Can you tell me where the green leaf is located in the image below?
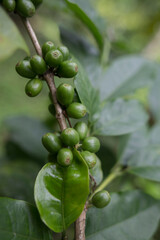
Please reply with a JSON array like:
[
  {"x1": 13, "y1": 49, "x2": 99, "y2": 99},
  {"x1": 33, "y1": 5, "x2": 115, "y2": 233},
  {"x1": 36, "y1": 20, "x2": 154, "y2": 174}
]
[
  {"x1": 34, "y1": 148, "x2": 89, "y2": 233},
  {"x1": 127, "y1": 147, "x2": 160, "y2": 182},
  {"x1": 0, "y1": 160, "x2": 41, "y2": 204},
  {"x1": 64, "y1": 0, "x2": 105, "y2": 51},
  {"x1": 5, "y1": 116, "x2": 49, "y2": 161},
  {"x1": 149, "y1": 71, "x2": 160, "y2": 121},
  {"x1": 86, "y1": 190, "x2": 160, "y2": 240},
  {"x1": 118, "y1": 127, "x2": 149, "y2": 165},
  {"x1": 0, "y1": 7, "x2": 29, "y2": 61},
  {"x1": 0, "y1": 197, "x2": 52, "y2": 240},
  {"x1": 90, "y1": 156, "x2": 103, "y2": 186},
  {"x1": 118, "y1": 124, "x2": 160, "y2": 165},
  {"x1": 74, "y1": 60, "x2": 100, "y2": 122},
  {"x1": 94, "y1": 99, "x2": 148, "y2": 136},
  {"x1": 99, "y1": 56, "x2": 159, "y2": 101}
]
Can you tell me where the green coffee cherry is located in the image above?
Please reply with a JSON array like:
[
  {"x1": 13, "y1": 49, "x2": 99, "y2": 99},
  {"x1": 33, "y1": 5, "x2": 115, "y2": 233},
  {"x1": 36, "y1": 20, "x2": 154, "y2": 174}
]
[
  {"x1": 42, "y1": 41, "x2": 55, "y2": 57},
  {"x1": 92, "y1": 190, "x2": 111, "y2": 208},
  {"x1": 48, "y1": 104, "x2": 56, "y2": 116},
  {"x1": 16, "y1": 0, "x2": 35, "y2": 18},
  {"x1": 30, "y1": 55, "x2": 47, "y2": 75},
  {"x1": 82, "y1": 137, "x2": 100, "y2": 153},
  {"x1": 61, "y1": 128, "x2": 79, "y2": 147},
  {"x1": 2, "y1": 0, "x2": 15, "y2": 12},
  {"x1": 57, "y1": 148, "x2": 73, "y2": 167},
  {"x1": 57, "y1": 61, "x2": 78, "y2": 78},
  {"x1": 16, "y1": 60, "x2": 36, "y2": 79},
  {"x1": 31, "y1": 0, "x2": 42, "y2": 8},
  {"x1": 67, "y1": 102, "x2": 87, "y2": 119},
  {"x1": 57, "y1": 46, "x2": 69, "y2": 61},
  {"x1": 74, "y1": 122, "x2": 88, "y2": 141},
  {"x1": 45, "y1": 50, "x2": 63, "y2": 68},
  {"x1": 81, "y1": 151, "x2": 96, "y2": 169},
  {"x1": 56, "y1": 83, "x2": 74, "y2": 106},
  {"x1": 25, "y1": 78, "x2": 43, "y2": 97},
  {"x1": 42, "y1": 133, "x2": 62, "y2": 153}
]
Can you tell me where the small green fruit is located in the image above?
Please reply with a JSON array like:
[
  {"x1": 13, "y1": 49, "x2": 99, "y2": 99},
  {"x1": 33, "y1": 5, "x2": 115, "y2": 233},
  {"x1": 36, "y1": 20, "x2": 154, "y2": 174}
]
[
  {"x1": 25, "y1": 78, "x2": 42, "y2": 97},
  {"x1": 42, "y1": 133, "x2": 62, "y2": 153},
  {"x1": 57, "y1": 61, "x2": 78, "y2": 78},
  {"x1": 82, "y1": 137, "x2": 100, "y2": 153},
  {"x1": 67, "y1": 102, "x2": 87, "y2": 119},
  {"x1": 57, "y1": 148, "x2": 73, "y2": 167},
  {"x1": 16, "y1": 60, "x2": 36, "y2": 79},
  {"x1": 42, "y1": 41, "x2": 55, "y2": 57},
  {"x1": 48, "y1": 104, "x2": 56, "y2": 116},
  {"x1": 92, "y1": 190, "x2": 111, "y2": 208},
  {"x1": 16, "y1": 0, "x2": 35, "y2": 18},
  {"x1": 74, "y1": 122, "x2": 88, "y2": 140},
  {"x1": 81, "y1": 151, "x2": 96, "y2": 169},
  {"x1": 30, "y1": 55, "x2": 47, "y2": 75},
  {"x1": 61, "y1": 128, "x2": 79, "y2": 147},
  {"x1": 45, "y1": 50, "x2": 63, "y2": 68},
  {"x1": 31, "y1": 0, "x2": 42, "y2": 8},
  {"x1": 56, "y1": 83, "x2": 74, "y2": 106},
  {"x1": 2, "y1": 0, "x2": 15, "y2": 12},
  {"x1": 57, "y1": 46, "x2": 69, "y2": 61}
]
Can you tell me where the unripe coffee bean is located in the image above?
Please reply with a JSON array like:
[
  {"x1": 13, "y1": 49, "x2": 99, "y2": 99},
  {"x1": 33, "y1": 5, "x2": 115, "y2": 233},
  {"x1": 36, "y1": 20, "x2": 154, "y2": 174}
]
[
  {"x1": 74, "y1": 122, "x2": 88, "y2": 140},
  {"x1": 57, "y1": 61, "x2": 78, "y2": 78},
  {"x1": 92, "y1": 190, "x2": 111, "y2": 208},
  {"x1": 81, "y1": 151, "x2": 97, "y2": 169},
  {"x1": 61, "y1": 128, "x2": 79, "y2": 147},
  {"x1": 16, "y1": 0, "x2": 35, "y2": 18},
  {"x1": 57, "y1": 148, "x2": 73, "y2": 167},
  {"x1": 42, "y1": 41, "x2": 55, "y2": 57},
  {"x1": 16, "y1": 60, "x2": 36, "y2": 79},
  {"x1": 45, "y1": 50, "x2": 63, "y2": 68},
  {"x1": 67, "y1": 102, "x2": 87, "y2": 119},
  {"x1": 25, "y1": 78, "x2": 43, "y2": 97},
  {"x1": 82, "y1": 137, "x2": 100, "y2": 153},
  {"x1": 56, "y1": 83, "x2": 74, "y2": 106},
  {"x1": 42, "y1": 133, "x2": 62, "y2": 153},
  {"x1": 30, "y1": 55, "x2": 47, "y2": 75}
]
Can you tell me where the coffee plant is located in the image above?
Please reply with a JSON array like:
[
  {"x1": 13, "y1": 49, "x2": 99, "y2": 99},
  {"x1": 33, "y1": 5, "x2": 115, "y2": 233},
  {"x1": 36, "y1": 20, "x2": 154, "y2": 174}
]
[{"x1": 1, "y1": 0, "x2": 160, "y2": 240}]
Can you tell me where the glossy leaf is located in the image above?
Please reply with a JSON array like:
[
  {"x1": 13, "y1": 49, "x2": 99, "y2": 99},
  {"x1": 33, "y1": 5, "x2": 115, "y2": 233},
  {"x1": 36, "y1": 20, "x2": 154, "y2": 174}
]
[
  {"x1": 90, "y1": 156, "x2": 103, "y2": 185},
  {"x1": 86, "y1": 190, "x2": 160, "y2": 240},
  {"x1": 5, "y1": 116, "x2": 49, "y2": 160},
  {"x1": 0, "y1": 7, "x2": 29, "y2": 61},
  {"x1": 34, "y1": 148, "x2": 89, "y2": 233},
  {"x1": 74, "y1": 59, "x2": 100, "y2": 122},
  {"x1": 127, "y1": 147, "x2": 160, "y2": 182},
  {"x1": 99, "y1": 56, "x2": 159, "y2": 101},
  {"x1": 65, "y1": 0, "x2": 105, "y2": 51},
  {"x1": 94, "y1": 99, "x2": 148, "y2": 136},
  {"x1": 0, "y1": 197, "x2": 52, "y2": 240},
  {"x1": 0, "y1": 160, "x2": 41, "y2": 204}
]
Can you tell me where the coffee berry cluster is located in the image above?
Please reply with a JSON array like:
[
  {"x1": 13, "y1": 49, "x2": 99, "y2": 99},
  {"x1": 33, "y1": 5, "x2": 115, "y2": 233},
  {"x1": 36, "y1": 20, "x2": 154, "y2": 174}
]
[
  {"x1": 15, "y1": 37, "x2": 111, "y2": 208},
  {"x1": 1, "y1": 0, "x2": 42, "y2": 17},
  {"x1": 15, "y1": 41, "x2": 78, "y2": 97}
]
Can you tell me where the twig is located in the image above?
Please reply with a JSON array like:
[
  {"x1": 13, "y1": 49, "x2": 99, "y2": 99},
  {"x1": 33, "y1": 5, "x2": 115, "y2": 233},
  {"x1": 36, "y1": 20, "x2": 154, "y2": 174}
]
[
  {"x1": 21, "y1": 18, "x2": 67, "y2": 131},
  {"x1": 75, "y1": 204, "x2": 87, "y2": 240},
  {"x1": 21, "y1": 17, "x2": 86, "y2": 239}
]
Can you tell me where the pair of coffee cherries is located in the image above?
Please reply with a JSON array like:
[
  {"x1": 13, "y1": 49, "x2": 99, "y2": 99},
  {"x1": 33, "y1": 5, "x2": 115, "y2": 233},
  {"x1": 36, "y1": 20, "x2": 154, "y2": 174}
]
[
  {"x1": 15, "y1": 42, "x2": 78, "y2": 97},
  {"x1": 42, "y1": 122, "x2": 100, "y2": 170},
  {"x1": 2, "y1": 0, "x2": 42, "y2": 17}
]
